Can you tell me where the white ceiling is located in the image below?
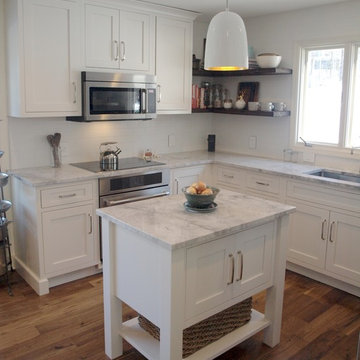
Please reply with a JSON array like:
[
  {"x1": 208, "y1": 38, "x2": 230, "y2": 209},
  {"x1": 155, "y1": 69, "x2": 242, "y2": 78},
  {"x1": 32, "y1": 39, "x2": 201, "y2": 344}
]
[{"x1": 136, "y1": 0, "x2": 352, "y2": 20}]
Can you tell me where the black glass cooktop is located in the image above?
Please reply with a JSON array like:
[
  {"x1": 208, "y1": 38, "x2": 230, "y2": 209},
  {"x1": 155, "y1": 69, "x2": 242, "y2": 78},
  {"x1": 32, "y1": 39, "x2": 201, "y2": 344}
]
[{"x1": 71, "y1": 157, "x2": 165, "y2": 173}]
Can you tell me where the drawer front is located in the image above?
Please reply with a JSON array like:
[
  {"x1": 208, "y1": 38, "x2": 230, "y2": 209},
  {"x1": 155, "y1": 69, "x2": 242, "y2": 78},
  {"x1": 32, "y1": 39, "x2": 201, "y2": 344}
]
[
  {"x1": 217, "y1": 166, "x2": 244, "y2": 188},
  {"x1": 287, "y1": 180, "x2": 360, "y2": 212},
  {"x1": 41, "y1": 182, "x2": 93, "y2": 208},
  {"x1": 246, "y1": 172, "x2": 280, "y2": 195}
]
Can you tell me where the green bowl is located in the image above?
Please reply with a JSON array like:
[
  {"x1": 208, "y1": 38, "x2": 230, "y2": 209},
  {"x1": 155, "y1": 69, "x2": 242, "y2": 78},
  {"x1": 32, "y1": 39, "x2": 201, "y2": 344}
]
[{"x1": 182, "y1": 186, "x2": 220, "y2": 208}]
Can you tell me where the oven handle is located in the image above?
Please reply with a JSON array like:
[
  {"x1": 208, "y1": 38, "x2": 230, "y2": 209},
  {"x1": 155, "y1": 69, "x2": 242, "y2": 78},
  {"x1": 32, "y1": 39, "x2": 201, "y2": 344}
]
[{"x1": 103, "y1": 191, "x2": 170, "y2": 206}]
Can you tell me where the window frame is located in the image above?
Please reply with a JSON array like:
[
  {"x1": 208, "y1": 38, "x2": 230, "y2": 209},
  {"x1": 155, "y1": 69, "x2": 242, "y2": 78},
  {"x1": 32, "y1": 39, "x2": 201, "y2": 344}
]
[{"x1": 291, "y1": 37, "x2": 360, "y2": 158}]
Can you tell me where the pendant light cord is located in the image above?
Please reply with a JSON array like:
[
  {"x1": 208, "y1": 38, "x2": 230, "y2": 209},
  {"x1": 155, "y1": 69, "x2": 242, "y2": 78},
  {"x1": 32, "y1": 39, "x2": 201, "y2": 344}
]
[{"x1": 225, "y1": 0, "x2": 229, "y2": 11}]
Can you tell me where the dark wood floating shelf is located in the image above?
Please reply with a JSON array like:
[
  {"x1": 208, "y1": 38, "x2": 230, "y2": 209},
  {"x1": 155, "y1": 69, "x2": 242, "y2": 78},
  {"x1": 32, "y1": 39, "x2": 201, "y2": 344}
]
[
  {"x1": 192, "y1": 108, "x2": 291, "y2": 117},
  {"x1": 193, "y1": 67, "x2": 292, "y2": 77}
]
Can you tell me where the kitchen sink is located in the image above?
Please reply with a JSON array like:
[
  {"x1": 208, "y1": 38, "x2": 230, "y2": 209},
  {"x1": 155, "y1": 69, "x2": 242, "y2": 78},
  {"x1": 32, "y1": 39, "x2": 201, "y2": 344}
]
[{"x1": 307, "y1": 169, "x2": 360, "y2": 183}]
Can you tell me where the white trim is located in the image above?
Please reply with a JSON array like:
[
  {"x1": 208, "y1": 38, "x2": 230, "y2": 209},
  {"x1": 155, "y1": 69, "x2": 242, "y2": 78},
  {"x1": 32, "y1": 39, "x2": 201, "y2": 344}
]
[{"x1": 290, "y1": 35, "x2": 360, "y2": 158}]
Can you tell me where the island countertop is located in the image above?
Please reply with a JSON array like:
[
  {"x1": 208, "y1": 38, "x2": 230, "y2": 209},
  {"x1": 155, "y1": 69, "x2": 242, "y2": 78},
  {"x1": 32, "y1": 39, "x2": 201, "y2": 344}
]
[{"x1": 96, "y1": 188, "x2": 295, "y2": 250}]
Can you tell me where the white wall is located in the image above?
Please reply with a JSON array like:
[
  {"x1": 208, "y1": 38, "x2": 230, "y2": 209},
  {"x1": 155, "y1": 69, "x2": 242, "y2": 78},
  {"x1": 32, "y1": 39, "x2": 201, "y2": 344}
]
[
  {"x1": 8, "y1": 114, "x2": 212, "y2": 169},
  {"x1": 2, "y1": 0, "x2": 360, "y2": 172},
  {"x1": 212, "y1": 0, "x2": 360, "y2": 170}
]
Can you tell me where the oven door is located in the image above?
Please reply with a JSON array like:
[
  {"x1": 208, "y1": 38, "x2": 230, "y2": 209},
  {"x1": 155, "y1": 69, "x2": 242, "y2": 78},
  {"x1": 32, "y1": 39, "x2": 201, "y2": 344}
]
[{"x1": 99, "y1": 185, "x2": 170, "y2": 208}]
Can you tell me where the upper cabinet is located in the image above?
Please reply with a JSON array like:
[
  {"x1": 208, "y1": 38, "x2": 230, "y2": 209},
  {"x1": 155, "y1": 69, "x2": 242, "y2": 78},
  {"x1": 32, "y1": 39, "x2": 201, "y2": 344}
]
[
  {"x1": 5, "y1": 0, "x2": 196, "y2": 117},
  {"x1": 155, "y1": 16, "x2": 193, "y2": 114},
  {"x1": 5, "y1": 0, "x2": 82, "y2": 117},
  {"x1": 84, "y1": 4, "x2": 154, "y2": 73}
]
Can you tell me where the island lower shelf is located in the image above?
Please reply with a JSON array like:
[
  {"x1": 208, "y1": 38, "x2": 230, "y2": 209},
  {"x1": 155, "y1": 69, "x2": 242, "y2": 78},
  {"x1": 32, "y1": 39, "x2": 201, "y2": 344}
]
[{"x1": 120, "y1": 310, "x2": 270, "y2": 360}]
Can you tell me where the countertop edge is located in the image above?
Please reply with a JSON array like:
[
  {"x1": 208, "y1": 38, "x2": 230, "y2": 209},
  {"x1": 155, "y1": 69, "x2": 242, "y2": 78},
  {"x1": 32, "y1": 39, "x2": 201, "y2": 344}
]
[{"x1": 96, "y1": 205, "x2": 295, "y2": 251}]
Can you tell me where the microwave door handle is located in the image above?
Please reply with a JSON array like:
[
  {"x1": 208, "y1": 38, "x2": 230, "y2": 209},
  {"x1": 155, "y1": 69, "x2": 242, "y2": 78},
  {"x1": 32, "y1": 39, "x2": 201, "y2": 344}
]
[{"x1": 141, "y1": 89, "x2": 147, "y2": 113}]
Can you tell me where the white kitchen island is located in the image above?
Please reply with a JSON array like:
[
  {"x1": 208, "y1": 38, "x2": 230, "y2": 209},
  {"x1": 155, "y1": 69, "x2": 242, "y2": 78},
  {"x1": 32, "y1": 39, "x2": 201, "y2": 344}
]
[{"x1": 96, "y1": 189, "x2": 295, "y2": 360}]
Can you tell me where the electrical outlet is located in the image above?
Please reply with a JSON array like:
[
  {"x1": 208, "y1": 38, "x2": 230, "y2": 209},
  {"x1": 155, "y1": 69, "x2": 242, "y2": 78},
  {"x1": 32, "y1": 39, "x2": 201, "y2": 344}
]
[
  {"x1": 249, "y1": 136, "x2": 257, "y2": 149},
  {"x1": 168, "y1": 134, "x2": 175, "y2": 147}
]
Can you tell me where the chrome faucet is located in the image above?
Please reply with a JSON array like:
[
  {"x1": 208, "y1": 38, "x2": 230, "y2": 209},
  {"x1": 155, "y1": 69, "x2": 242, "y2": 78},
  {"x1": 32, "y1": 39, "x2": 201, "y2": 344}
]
[{"x1": 299, "y1": 137, "x2": 312, "y2": 147}]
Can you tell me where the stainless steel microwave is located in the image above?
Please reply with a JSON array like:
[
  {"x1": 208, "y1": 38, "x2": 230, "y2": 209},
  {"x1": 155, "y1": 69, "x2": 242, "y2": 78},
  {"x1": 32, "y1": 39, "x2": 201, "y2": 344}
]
[{"x1": 66, "y1": 72, "x2": 157, "y2": 122}]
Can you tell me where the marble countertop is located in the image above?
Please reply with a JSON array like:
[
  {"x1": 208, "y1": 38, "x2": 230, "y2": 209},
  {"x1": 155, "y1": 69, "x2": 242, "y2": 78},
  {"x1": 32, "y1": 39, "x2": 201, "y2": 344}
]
[
  {"x1": 9, "y1": 150, "x2": 360, "y2": 191},
  {"x1": 96, "y1": 188, "x2": 295, "y2": 250}
]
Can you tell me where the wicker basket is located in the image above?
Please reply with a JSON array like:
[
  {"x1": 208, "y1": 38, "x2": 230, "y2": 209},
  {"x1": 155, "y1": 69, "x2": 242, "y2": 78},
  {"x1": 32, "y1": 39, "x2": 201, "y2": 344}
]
[{"x1": 138, "y1": 297, "x2": 252, "y2": 358}]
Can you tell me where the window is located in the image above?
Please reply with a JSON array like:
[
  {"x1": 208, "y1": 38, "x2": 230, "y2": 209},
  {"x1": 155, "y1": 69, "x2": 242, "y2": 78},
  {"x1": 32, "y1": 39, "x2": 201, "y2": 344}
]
[{"x1": 297, "y1": 42, "x2": 360, "y2": 150}]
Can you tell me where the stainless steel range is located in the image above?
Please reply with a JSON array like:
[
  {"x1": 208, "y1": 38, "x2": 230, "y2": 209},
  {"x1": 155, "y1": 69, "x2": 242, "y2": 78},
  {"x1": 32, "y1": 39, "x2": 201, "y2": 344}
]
[
  {"x1": 71, "y1": 157, "x2": 170, "y2": 206},
  {"x1": 71, "y1": 157, "x2": 170, "y2": 260}
]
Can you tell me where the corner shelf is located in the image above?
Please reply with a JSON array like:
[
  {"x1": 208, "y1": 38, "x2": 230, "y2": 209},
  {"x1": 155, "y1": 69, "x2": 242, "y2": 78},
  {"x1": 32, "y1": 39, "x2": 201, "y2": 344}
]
[
  {"x1": 192, "y1": 67, "x2": 292, "y2": 77},
  {"x1": 192, "y1": 108, "x2": 290, "y2": 117}
]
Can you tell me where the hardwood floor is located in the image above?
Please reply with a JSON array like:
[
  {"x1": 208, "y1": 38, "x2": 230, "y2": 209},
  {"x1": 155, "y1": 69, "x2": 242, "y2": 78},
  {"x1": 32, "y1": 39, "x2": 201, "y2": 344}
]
[{"x1": 0, "y1": 270, "x2": 359, "y2": 360}]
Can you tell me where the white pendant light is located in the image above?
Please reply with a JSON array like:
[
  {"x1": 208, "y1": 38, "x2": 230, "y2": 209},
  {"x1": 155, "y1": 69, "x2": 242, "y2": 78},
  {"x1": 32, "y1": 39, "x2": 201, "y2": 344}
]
[{"x1": 204, "y1": 0, "x2": 248, "y2": 71}]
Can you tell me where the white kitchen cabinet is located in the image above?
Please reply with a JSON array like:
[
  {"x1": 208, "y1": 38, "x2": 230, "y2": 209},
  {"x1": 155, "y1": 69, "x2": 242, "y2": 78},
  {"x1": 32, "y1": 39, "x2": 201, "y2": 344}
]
[
  {"x1": 11, "y1": 178, "x2": 100, "y2": 295},
  {"x1": 170, "y1": 165, "x2": 211, "y2": 194},
  {"x1": 185, "y1": 222, "x2": 274, "y2": 319},
  {"x1": 287, "y1": 200, "x2": 328, "y2": 269},
  {"x1": 155, "y1": 16, "x2": 193, "y2": 113},
  {"x1": 5, "y1": 0, "x2": 81, "y2": 117},
  {"x1": 84, "y1": 3, "x2": 154, "y2": 73},
  {"x1": 325, "y1": 211, "x2": 360, "y2": 283},
  {"x1": 245, "y1": 171, "x2": 284, "y2": 202},
  {"x1": 215, "y1": 165, "x2": 284, "y2": 201},
  {"x1": 216, "y1": 165, "x2": 246, "y2": 192},
  {"x1": 286, "y1": 181, "x2": 360, "y2": 288},
  {"x1": 42, "y1": 204, "x2": 95, "y2": 275}
]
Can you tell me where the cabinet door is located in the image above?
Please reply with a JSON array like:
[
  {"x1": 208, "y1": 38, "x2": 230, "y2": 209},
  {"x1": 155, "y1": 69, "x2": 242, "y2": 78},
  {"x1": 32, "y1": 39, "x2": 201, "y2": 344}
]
[
  {"x1": 185, "y1": 238, "x2": 233, "y2": 319},
  {"x1": 326, "y1": 212, "x2": 360, "y2": 284},
  {"x1": 22, "y1": 0, "x2": 81, "y2": 113},
  {"x1": 287, "y1": 201, "x2": 328, "y2": 270},
  {"x1": 171, "y1": 166, "x2": 205, "y2": 195},
  {"x1": 42, "y1": 204, "x2": 95, "y2": 276},
  {"x1": 232, "y1": 222, "x2": 274, "y2": 298},
  {"x1": 156, "y1": 16, "x2": 192, "y2": 113},
  {"x1": 85, "y1": 4, "x2": 120, "y2": 69},
  {"x1": 119, "y1": 11, "x2": 152, "y2": 72}
]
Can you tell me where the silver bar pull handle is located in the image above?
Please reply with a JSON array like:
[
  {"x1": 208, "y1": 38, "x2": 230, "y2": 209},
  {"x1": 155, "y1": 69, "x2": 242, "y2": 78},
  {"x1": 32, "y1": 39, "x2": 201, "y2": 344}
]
[
  {"x1": 321, "y1": 219, "x2": 327, "y2": 240},
  {"x1": 329, "y1": 221, "x2": 336, "y2": 243},
  {"x1": 59, "y1": 193, "x2": 76, "y2": 199},
  {"x1": 72, "y1": 82, "x2": 76, "y2": 104},
  {"x1": 120, "y1": 41, "x2": 126, "y2": 61},
  {"x1": 88, "y1": 214, "x2": 93, "y2": 234},
  {"x1": 255, "y1": 181, "x2": 270, "y2": 186},
  {"x1": 141, "y1": 89, "x2": 147, "y2": 113},
  {"x1": 156, "y1": 85, "x2": 161, "y2": 103},
  {"x1": 227, "y1": 254, "x2": 234, "y2": 285},
  {"x1": 113, "y1": 40, "x2": 119, "y2": 61},
  {"x1": 104, "y1": 191, "x2": 170, "y2": 206},
  {"x1": 236, "y1": 250, "x2": 243, "y2": 281},
  {"x1": 224, "y1": 174, "x2": 234, "y2": 179}
]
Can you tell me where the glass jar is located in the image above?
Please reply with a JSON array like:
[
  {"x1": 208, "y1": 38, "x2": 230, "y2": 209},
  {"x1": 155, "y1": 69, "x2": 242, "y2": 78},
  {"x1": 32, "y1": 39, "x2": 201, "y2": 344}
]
[{"x1": 212, "y1": 84, "x2": 223, "y2": 108}]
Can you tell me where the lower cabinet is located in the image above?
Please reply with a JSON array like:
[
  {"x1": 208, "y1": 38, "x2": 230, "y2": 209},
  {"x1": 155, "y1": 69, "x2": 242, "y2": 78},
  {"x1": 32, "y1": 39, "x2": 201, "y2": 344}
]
[
  {"x1": 42, "y1": 204, "x2": 95, "y2": 275},
  {"x1": 12, "y1": 178, "x2": 100, "y2": 295},
  {"x1": 171, "y1": 165, "x2": 211, "y2": 194},
  {"x1": 185, "y1": 222, "x2": 274, "y2": 319},
  {"x1": 287, "y1": 199, "x2": 360, "y2": 287}
]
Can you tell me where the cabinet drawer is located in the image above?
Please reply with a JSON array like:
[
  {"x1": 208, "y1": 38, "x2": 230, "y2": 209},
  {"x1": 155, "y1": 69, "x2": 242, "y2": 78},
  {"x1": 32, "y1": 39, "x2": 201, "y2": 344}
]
[
  {"x1": 217, "y1": 166, "x2": 244, "y2": 187},
  {"x1": 41, "y1": 183, "x2": 93, "y2": 208},
  {"x1": 246, "y1": 172, "x2": 280, "y2": 195},
  {"x1": 287, "y1": 180, "x2": 360, "y2": 212}
]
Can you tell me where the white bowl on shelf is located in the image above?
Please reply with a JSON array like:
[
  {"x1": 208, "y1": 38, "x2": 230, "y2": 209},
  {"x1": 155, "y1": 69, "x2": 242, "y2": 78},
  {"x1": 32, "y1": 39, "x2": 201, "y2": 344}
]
[{"x1": 256, "y1": 53, "x2": 282, "y2": 68}]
